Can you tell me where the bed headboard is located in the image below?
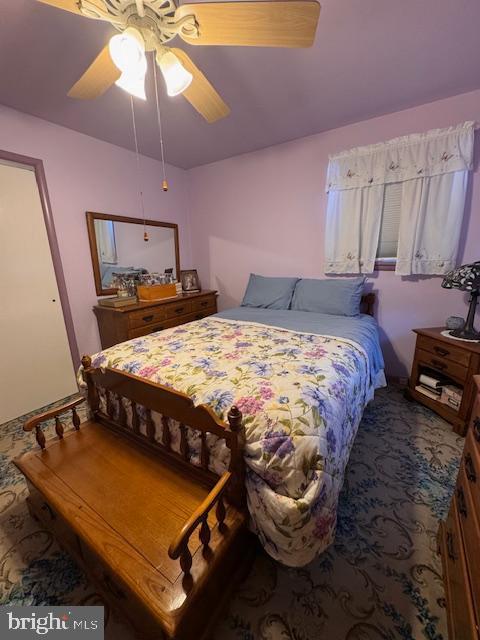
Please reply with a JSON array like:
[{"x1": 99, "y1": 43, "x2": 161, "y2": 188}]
[{"x1": 361, "y1": 293, "x2": 375, "y2": 317}]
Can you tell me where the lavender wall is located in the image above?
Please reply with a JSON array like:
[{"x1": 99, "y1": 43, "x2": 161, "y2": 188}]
[
  {"x1": 0, "y1": 105, "x2": 192, "y2": 360},
  {"x1": 188, "y1": 89, "x2": 480, "y2": 377}
]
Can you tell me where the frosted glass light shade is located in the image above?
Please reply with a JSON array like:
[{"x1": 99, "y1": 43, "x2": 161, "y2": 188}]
[
  {"x1": 115, "y1": 69, "x2": 147, "y2": 100},
  {"x1": 157, "y1": 50, "x2": 193, "y2": 97},
  {"x1": 109, "y1": 27, "x2": 147, "y2": 100}
]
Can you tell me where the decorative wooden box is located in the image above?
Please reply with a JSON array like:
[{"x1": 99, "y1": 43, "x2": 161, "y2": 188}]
[{"x1": 137, "y1": 283, "x2": 177, "y2": 302}]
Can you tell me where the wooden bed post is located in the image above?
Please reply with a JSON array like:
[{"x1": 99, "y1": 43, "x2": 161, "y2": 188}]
[
  {"x1": 81, "y1": 355, "x2": 100, "y2": 416},
  {"x1": 227, "y1": 406, "x2": 246, "y2": 508}
]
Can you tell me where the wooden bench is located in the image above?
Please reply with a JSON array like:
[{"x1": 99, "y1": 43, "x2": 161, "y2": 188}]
[{"x1": 14, "y1": 356, "x2": 254, "y2": 640}]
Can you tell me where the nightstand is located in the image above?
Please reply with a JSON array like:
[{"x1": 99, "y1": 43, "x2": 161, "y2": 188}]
[{"x1": 407, "y1": 327, "x2": 480, "y2": 436}]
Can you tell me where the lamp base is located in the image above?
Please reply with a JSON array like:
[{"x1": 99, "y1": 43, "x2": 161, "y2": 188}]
[
  {"x1": 449, "y1": 325, "x2": 480, "y2": 341},
  {"x1": 449, "y1": 291, "x2": 480, "y2": 341}
]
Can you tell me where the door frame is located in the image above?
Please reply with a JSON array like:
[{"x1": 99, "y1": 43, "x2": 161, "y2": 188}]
[{"x1": 0, "y1": 149, "x2": 80, "y2": 367}]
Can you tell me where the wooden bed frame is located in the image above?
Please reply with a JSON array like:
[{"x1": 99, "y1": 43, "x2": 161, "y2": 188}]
[{"x1": 14, "y1": 292, "x2": 376, "y2": 638}]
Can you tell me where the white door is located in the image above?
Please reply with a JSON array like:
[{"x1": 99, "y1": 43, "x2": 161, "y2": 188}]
[{"x1": 0, "y1": 161, "x2": 77, "y2": 424}]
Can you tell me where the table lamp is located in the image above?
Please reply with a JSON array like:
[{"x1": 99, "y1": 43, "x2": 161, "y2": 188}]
[{"x1": 441, "y1": 261, "x2": 480, "y2": 340}]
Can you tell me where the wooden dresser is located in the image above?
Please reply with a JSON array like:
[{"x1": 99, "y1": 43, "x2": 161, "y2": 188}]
[
  {"x1": 407, "y1": 328, "x2": 480, "y2": 436},
  {"x1": 438, "y1": 375, "x2": 480, "y2": 639},
  {"x1": 94, "y1": 290, "x2": 218, "y2": 349}
]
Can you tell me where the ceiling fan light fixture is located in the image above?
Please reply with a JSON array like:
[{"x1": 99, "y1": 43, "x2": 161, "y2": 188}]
[
  {"x1": 157, "y1": 50, "x2": 193, "y2": 97},
  {"x1": 109, "y1": 27, "x2": 147, "y2": 99},
  {"x1": 115, "y1": 69, "x2": 147, "y2": 100}
]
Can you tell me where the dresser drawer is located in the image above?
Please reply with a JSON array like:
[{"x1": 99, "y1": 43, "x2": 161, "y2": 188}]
[
  {"x1": 417, "y1": 335, "x2": 471, "y2": 367},
  {"x1": 191, "y1": 296, "x2": 216, "y2": 314},
  {"x1": 463, "y1": 430, "x2": 480, "y2": 513},
  {"x1": 417, "y1": 348, "x2": 468, "y2": 382},
  {"x1": 128, "y1": 306, "x2": 168, "y2": 330},
  {"x1": 469, "y1": 392, "x2": 480, "y2": 445},
  {"x1": 164, "y1": 300, "x2": 192, "y2": 319},
  {"x1": 128, "y1": 317, "x2": 182, "y2": 339},
  {"x1": 440, "y1": 499, "x2": 478, "y2": 640},
  {"x1": 456, "y1": 466, "x2": 480, "y2": 625}
]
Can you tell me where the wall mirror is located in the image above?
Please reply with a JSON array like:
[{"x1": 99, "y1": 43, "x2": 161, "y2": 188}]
[{"x1": 86, "y1": 212, "x2": 180, "y2": 296}]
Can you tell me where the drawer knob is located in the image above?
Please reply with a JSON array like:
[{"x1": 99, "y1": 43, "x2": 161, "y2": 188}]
[
  {"x1": 430, "y1": 358, "x2": 447, "y2": 371},
  {"x1": 465, "y1": 453, "x2": 477, "y2": 483},
  {"x1": 456, "y1": 487, "x2": 468, "y2": 518},
  {"x1": 446, "y1": 531, "x2": 456, "y2": 561},
  {"x1": 473, "y1": 417, "x2": 480, "y2": 443},
  {"x1": 434, "y1": 346, "x2": 449, "y2": 357},
  {"x1": 142, "y1": 315, "x2": 154, "y2": 323},
  {"x1": 175, "y1": 307, "x2": 184, "y2": 314},
  {"x1": 200, "y1": 301, "x2": 208, "y2": 307}
]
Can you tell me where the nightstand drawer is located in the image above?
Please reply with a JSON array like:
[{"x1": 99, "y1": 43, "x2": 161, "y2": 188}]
[
  {"x1": 128, "y1": 306, "x2": 168, "y2": 330},
  {"x1": 417, "y1": 335, "x2": 471, "y2": 367},
  {"x1": 417, "y1": 348, "x2": 468, "y2": 382}
]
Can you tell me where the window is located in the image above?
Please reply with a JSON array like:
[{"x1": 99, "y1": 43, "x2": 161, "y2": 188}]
[
  {"x1": 95, "y1": 219, "x2": 118, "y2": 264},
  {"x1": 375, "y1": 182, "x2": 401, "y2": 269}
]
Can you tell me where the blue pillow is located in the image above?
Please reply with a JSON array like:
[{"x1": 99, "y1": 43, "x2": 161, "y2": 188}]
[
  {"x1": 291, "y1": 277, "x2": 365, "y2": 316},
  {"x1": 241, "y1": 274, "x2": 299, "y2": 310}
]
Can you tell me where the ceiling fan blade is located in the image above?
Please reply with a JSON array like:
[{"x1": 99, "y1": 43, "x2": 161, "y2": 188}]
[
  {"x1": 170, "y1": 48, "x2": 230, "y2": 123},
  {"x1": 175, "y1": 1, "x2": 321, "y2": 47},
  {"x1": 37, "y1": 0, "x2": 105, "y2": 15},
  {"x1": 37, "y1": 0, "x2": 83, "y2": 14},
  {"x1": 68, "y1": 45, "x2": 121, "y2": 99}
]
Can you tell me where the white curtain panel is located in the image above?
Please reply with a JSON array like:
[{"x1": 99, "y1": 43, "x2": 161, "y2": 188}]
[
  {"x1": 324, "y1": 121, "x2": 474, "y2": 275},
  {"x1": 396, "y1": 171, "x2": 469, "y2": 275},
  {"x1": 324, "y1": 185, "x2": 384, "y2": 274}
]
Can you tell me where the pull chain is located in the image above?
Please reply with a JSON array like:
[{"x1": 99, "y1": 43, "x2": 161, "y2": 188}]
[
  {"x1": 153, "y1": 53, "x2": 168, "y2": 192},
  {"x1": 130, "y1": 95, "x2": 148, "y2": 241}
]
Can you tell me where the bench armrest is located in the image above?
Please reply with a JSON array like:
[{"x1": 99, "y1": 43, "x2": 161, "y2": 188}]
[
  {"x1": 168, "y1": 470, "x2": 232, "y2": 576},
  {"x1": 24, "y1": 397, "x2": 85, "y2": 449}
]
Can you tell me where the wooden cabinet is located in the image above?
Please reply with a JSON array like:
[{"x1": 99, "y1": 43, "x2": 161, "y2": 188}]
[
  {"x1": 94, "y1": 290, "x2": 218, "y2": 349},
  {"x1": 407, "y1": 328, "x2": 480, "y2": 436},
  {"x1": 438, "y1": 376, "x2": 480, "y2": 639}
]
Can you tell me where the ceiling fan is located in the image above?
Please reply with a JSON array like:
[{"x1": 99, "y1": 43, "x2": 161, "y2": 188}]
[{"x1": 37, "y1": 0, "x2": 321, "y2": 123}]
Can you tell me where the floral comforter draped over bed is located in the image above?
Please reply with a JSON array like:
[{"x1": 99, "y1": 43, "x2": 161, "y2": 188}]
[{"x1": 89, "y1": 317, "x2": 373, "y2": 566}]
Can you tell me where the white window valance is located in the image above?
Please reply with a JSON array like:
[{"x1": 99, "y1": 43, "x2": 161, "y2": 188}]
[
  {"x1": 326, "y1": 121, "x2": 474, "y2": 192},
  {"x1": 324, "y1": 122, "x2": 475, "y2": 276}
]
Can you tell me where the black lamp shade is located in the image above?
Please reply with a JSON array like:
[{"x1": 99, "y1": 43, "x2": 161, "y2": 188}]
[{"x1": 442, "y1": 261, "x2": 480, "y2": 292}]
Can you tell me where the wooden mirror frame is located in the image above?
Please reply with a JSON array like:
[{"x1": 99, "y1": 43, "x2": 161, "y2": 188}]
[{"x1": 86, "y1": 211, "x2": 180, "y2": 297}]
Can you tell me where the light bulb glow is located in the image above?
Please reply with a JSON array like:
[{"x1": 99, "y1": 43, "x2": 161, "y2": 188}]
[
  {"x1": 157, "y1": 50, "x2": 193, "y2": 97},
  {"x1": 109, "y1": 28, "x2": 147, "y2": 100}
]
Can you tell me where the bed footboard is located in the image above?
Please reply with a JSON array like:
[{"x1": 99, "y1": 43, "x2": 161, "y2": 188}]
[{"x1": 81, "y1": 355, "x2": 246, "y2": 508}]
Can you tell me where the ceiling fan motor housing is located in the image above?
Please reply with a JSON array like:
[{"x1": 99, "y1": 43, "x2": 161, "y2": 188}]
[{"x1": 79, "y1": 0, "x2": 198, "y2": 47}]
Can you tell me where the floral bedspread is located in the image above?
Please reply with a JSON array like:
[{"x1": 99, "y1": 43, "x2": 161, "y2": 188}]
[{"x1": 88, "y1": 317, "x2": 374, "y2": 566}]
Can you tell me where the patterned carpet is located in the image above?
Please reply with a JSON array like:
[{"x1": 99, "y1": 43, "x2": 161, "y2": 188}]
[{"x1": 0, "y1": 385, "x2": 462, "y2": 640}]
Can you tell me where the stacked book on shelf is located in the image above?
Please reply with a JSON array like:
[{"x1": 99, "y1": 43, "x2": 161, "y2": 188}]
[
  {"x1": 98, "y1": 296, "x2": 137, "y2": 308},
  {"x1": 415, "y1": 372, "x2": 463, "y2": 410}
]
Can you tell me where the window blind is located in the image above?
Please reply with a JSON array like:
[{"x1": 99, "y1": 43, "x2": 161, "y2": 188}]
[{"x1": 376, "y1": 182, "x2": 402, "y2": 259}]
